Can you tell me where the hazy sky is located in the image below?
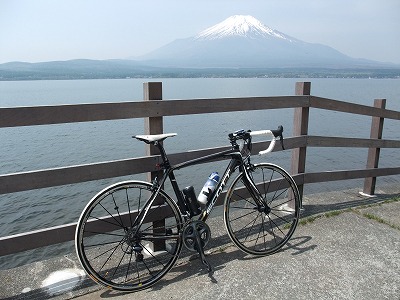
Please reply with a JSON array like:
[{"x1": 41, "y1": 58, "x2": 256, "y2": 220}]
[{"x1": 1, "y1": 0, "x2": 399, "y2": 64}]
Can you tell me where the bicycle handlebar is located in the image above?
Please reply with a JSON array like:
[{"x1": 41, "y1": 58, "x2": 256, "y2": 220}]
[{"x1": 250, "y1": 125, "x2": 285, "y2": 155}]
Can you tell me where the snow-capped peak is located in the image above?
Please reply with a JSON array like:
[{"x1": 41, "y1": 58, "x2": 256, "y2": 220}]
[{"x1": 195, "y1": 15, "x2": 290, "y2": 41}]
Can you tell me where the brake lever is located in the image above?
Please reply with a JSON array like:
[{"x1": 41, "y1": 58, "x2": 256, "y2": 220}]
[
  {"x1": 271, "y1": 125, "x2": 285, "y2": 150},
  {"x1": 279, "y1": 134, "x2": 285, "y2": 150}
]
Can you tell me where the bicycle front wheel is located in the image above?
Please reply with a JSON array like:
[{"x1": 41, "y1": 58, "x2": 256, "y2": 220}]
[
  {"x1": 75, "y1": 181, "x2": 183, "y2": 291},
  {"x1": 224, "y1": 163, "x2": 300, "y2": 255}
]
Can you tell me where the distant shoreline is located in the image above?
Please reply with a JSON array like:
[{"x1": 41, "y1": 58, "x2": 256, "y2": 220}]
[
  {"x1": 1, "y1": 59, "x2": 399, "y2": 81},
  {"x1": 1, "y1": 68, "x2": 399, "y2": 81}
]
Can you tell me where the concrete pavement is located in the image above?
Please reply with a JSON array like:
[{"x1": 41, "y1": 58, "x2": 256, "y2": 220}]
[{"x1": 1, "y1": 187, "x2": 399, "y2": 300}]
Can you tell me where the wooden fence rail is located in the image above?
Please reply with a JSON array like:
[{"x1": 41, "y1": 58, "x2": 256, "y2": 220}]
[{"x1": 0, "y1": 81, "x2": 399, "y2": 257}]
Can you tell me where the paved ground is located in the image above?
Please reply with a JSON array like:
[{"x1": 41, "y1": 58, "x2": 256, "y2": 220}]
[{"x1": 1, "y1": 186, "x2": 399, "y2": 300}]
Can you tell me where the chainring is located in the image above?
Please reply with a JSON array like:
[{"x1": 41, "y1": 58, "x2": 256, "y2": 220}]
[{"x1": 182, "y1": 220, "x2": 211, "y2": 252}]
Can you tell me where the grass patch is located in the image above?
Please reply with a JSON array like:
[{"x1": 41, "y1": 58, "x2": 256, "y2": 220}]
[
  {"x1": 363, "y1": 213, "x2": 386, "y2": 223},
  {"x1": 298, "y1": 209, "x2": 347, "y2": 226},
  {"x1": 299, "y1": 215, "x2": 321, "y2": 226},
  {"x1": 324, "y1": 210, "x2": 343, "y2": 218},
  {"x1": 361, "y1": 212, "x2": 400, "y2": 231}
]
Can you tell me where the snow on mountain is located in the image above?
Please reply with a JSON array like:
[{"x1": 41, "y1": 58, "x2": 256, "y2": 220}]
[
  {"x1": 195, "y1": 15, "x2": 293, "y2": 41},
  {"x1": 136, "y1": 15, "x2": 388, "y2": 69}
]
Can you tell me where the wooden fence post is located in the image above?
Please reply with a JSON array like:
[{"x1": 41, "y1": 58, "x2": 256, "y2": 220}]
[
  {"x1": 291, "y1": 82, "x2": 311, "y2": 208},
  {"x1": 362, "y1": 99, "x2": 386, "y2": 196},
  {"x1": 143, "y1": 82, "x2": 165, "y2": 251},
  {"x1": 144, "y1": 82, "x2": 163, "y2": 157},
  {"x1": 143, "y1": 81, "x2": 164, "y2": 182}
]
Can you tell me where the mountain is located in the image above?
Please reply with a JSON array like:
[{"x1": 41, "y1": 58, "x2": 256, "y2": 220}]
[
  {"x1": 1, "y1": 15, "x2": 399, "y2": 80},
  {"x1": 137, "y1": 15, "x2": 392, "y2": 69}
]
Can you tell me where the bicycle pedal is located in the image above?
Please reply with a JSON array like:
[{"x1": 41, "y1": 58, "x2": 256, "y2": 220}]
[{"x1": 201, "y1": 256, "x2": 213, "y2": 273}]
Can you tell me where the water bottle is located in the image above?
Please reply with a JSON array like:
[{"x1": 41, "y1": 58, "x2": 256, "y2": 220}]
[{"x1": 197, "y1": 172, "x2": 220, "y2": 204}]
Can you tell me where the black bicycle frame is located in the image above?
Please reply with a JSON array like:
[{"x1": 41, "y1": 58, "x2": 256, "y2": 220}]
[
  {"x1": 167, "y1": 146, "x2": 241, "y2": 220},
  {"x1": 134, "y1": 141, "x2": 263, "y2": 229}
]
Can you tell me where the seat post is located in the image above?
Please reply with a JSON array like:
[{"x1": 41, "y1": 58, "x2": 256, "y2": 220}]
[{"x1": 154, "y1": 140, "x2": 170, "y2": 168}]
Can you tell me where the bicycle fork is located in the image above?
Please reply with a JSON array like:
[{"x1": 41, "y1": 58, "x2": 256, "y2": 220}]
[{"x1": 241, "y1": 165, "x2": 268, "y2": 209}]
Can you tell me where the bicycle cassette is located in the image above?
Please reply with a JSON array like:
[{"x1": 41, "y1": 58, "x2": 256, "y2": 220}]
[{"x1": 182, "y1": 220, "x2": 211, "y2": 252}]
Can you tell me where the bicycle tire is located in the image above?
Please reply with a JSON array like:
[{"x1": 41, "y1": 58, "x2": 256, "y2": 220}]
[
  {"x1": 75, "y1": 180, "x2": 183, "y2": 291},
  {"x1": 224, "y1": 163, "x2": 300, "y2": 255}
]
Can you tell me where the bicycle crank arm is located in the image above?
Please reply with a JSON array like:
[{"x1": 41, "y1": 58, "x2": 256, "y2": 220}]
[{"x1": 194, "y1": 229, "x2": 212, "y2": 273}]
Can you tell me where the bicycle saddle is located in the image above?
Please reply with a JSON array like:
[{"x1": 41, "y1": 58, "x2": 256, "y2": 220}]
[{"x1": 134, "y1": 133, "x2": 177, "y2": 144}]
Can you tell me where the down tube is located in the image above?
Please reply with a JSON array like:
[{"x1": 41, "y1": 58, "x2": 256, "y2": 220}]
[{"x1": 200, "y1": 158, "x2": 240, "y2": 221}]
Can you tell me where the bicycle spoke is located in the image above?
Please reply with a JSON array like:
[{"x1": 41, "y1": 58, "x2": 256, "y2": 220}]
[
  {"x1": 267, "y1": 215, "x2": 288, "y2": 236},
  {"x1": 137, "y1": 188, "x2": 142, "y2": 216},
  {"x1": 134, "y1": 259, "x2": 141, "y2": 285},
  {"x1": 111, "y1": 249, "x2": 127, "y2": 278},
  {"x1": 98, "y1": 239, "x2": 125, "y2": 272},
  {"x1": 229, "y1": 205, "x2": 257, "y2": 210},
  {"x1": 142, "y1": 258, "x2": 155, "y2": 278},
  {"x1": 254, "y1": 215, "x2": 264, "y2": 247},
  {"x1": 264, "y1": 168, "x2": 274, "y2": 199},
  {"x1": 267, "y1": 215, "x2": 278, "y2": 245},
  {"x1": 125, "y1": 252, "x2": 133, "y2": 283},
  {"x1": 140, "y1": 241, "x2": 167, "y2": 267},
  {"x1": 126, "y1": 188, "x2": 133, "y2": 229},
  {"x1": 243, "y1": 213, "x2": 261, "y2": 242},
  {"x1": 262, "y1": 215, "x2": 268, "y2": 251},
  {"x1": 130, "y1": 187, "x2": 144, "y2": 229},
  {"x1": 83, "y1": 231, "x2": 125, "y2": 238},
  {"x1": 233, "y1": 188, "x2": 257, "y2": 206},
  {"x1": 270, "y1": 197, "x2": 294, "y2": 209},
  {"x1": 229, "y1": 209, "x2": 258, "y2": 222},
  {"x1": 111, "y1": 194, "x2": 125, "y2": 229},
  {"x1": 269, "y1": 211, "x2": 294, "y2": 225},
  {"x1": 268, "y1": 188, "x2": 288, "y2": 205},
  {"x1": 84, "y1": 238, "x2": 124, "y2": 249},
  {"x1": 95, "y1": 204, "x2": 125, "y2": 228}
]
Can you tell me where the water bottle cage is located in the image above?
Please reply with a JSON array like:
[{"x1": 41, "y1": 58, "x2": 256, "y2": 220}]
[{"x1": 201, "y1": 188, "x2": 213, "y2": 201}]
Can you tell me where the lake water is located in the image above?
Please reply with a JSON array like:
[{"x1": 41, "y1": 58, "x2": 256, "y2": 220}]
[{"x1": 0, "y1": 78, "x2": 399, "y2": 269}]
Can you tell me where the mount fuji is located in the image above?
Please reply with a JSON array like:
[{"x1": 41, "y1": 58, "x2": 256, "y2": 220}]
[{"x1": 137, "y1": 15, "x2": 385, "y2": 69}]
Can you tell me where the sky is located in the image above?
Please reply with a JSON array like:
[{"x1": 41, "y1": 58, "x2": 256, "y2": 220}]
[{"x1": 1, "y1": 0, "x2": 399, "y2": 64}]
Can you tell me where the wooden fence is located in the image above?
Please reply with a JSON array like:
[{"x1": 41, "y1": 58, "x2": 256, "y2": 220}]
[{"x1": 0, "y1": 81, "x2": 399, "y2": 257}]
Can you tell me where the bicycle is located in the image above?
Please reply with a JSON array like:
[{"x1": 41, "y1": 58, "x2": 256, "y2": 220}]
[{"x1": 75, "y1": 125, "x2": 300, "y2": 291}]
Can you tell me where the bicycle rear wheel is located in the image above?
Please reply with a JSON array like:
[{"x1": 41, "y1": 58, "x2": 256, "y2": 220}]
[
  {"x1": 224, "y1": 163, "x2": 300, "y2": 255},
  {"x1": 75, "y1": 181, "x2": 183, "y2": 291}
]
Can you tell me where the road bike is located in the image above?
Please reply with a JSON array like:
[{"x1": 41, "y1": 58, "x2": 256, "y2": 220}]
[{"x1": 75, "y1": 126, "x2": 300, "y2": 291}]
